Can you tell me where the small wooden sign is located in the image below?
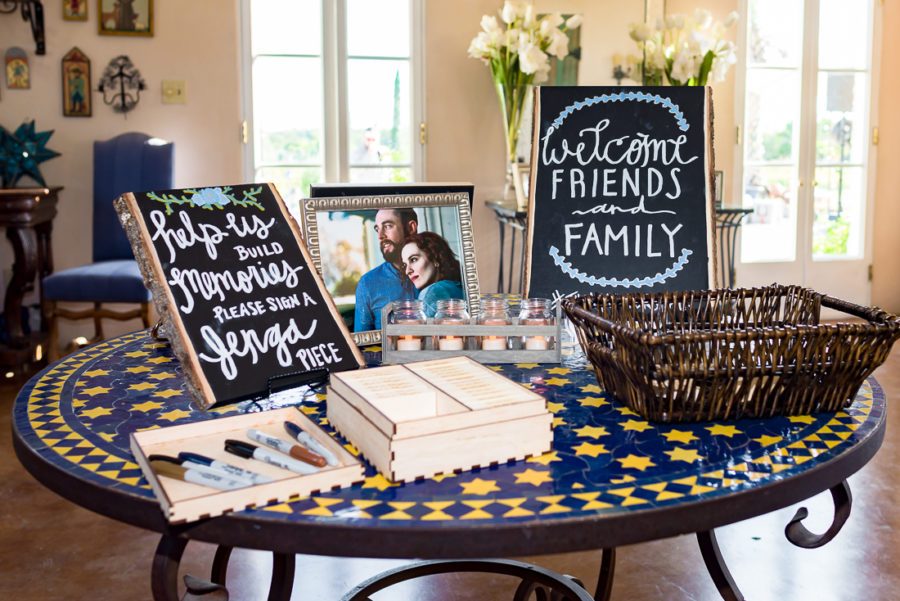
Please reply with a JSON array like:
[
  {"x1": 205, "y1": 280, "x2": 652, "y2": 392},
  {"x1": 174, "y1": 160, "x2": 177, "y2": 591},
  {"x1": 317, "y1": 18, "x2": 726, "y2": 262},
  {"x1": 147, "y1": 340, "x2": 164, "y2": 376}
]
[
  {"x1": 61, "y1": 47, "x2": 91, "y2": 117},
  {"x1": 524, "y1": 86, "x2": 717, "y2": 305},
  {"x1": 115, "y1": 184, "x2": 365, "y2": 408},
  {"x1": 5, "y1": 47, "x2": 29, "y2": 89}
]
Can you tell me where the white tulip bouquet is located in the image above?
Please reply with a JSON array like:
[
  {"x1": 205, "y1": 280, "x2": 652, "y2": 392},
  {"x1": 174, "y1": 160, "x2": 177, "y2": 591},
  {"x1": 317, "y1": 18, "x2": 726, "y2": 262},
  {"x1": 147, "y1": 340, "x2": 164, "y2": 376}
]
[
  {"x1": 468, "y1": 1, "x2": 582, "y2": 163},
  {"x1": 628, "y1": 8, "x2": 739, "y2": 86}
]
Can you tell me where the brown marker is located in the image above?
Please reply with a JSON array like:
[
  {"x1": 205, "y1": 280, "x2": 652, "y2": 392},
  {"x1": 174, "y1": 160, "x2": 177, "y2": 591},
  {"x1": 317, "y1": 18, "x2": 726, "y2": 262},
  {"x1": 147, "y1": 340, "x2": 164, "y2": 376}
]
[{"x1": 246, "y1": 428, "x2": 327, "y2": 468}]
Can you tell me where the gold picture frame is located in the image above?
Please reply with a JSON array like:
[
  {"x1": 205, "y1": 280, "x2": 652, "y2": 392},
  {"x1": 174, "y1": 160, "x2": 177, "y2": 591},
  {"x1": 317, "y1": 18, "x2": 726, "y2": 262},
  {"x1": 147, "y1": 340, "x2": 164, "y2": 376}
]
[
  {"x1": 300, "y1": 192, "x2": 480, "y2": 346},
  {"x1": 63, "y1": 0, "x2": 88, "y2": 21},
  {"x1": 98, "y1": 0, "x2": 153, "y2": 36},
  {"x1": 62, "y1": 47, "x2": 91, "y2": 117}
]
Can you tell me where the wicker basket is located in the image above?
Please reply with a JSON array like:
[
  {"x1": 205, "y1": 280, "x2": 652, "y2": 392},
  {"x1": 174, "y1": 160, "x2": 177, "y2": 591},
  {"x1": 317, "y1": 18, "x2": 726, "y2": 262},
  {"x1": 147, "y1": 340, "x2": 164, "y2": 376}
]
[{"x1": 562, "y1": 284, "x2": 900, "y2": 423}]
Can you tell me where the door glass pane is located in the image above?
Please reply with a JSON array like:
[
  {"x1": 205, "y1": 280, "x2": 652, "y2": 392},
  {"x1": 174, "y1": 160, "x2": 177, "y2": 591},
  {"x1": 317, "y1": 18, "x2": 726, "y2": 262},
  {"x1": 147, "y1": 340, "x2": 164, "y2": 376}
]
[
  {"x1": 349, "y1": 166, "x2": 412, "y2": 184},
  {"x1": 818, "y1": 0, "x2": 868, "y2": 69},
  {"x1": 251, "y1": 0, "x2": 321, "y2": 56},
  {"x1": 747, "y1": 0, "x2": 804, "y2": 66},
  {"x1": 816, "y1": 73, "x2": 867, "y2": 164},
  {"x1": 347, "y1": 59, "x2": 411, "y2": 166},
  {"x1": 252, "y1": 56, "x2": 323, "y2": 165},
  {"x1": 347, "y1": 0, "x2": 410, "y2": 57},
  {"x1": 742, "y1": 166, "x2": 798, "y2": 262},
  {"x1": 744, "y1": 70, "x2": 801, "y2": 163},
  {"x1": 256, "y1": 166, "x2": 322, "y2": 215},
  {"x1": 812, "y1": 167, "x2": 864, "y2": 259}
]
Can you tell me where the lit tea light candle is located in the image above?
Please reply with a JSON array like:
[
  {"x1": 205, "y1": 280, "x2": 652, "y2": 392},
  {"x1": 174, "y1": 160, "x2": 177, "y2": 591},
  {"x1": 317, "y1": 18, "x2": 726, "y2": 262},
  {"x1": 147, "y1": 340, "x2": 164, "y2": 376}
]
[
  {"x1": 525, "y1": 335, "x2": 549, "y2": 350},
  {"x1": 439, "y1": 335, "x2": 465, "y2": 351},
  {"x1": 482, "y1": 336, "x2": 507, "y2": 350},
  {"x1": 396, "y1": 335, "x2": 421, "y2": 351}
]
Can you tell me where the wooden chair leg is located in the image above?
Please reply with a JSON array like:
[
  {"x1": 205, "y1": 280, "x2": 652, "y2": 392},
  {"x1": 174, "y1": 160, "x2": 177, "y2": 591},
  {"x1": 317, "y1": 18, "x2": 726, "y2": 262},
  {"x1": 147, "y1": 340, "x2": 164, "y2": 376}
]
[
  {"x1": 93, "y1": 301, "x2": 105, "y2": 341},
  {"x1": 43, "y1": 300, "x2": 59, "y2": 362},
  {"x1": 140, "y1": 301, "x2": 151, "y2": 328}
]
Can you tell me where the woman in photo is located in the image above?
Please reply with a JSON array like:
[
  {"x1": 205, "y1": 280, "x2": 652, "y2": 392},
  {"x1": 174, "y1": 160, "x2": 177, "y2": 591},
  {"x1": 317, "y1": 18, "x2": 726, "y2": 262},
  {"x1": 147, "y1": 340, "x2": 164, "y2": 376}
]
[{"x1": 400, "y1": 231, "x2": 465, "y2": 316}]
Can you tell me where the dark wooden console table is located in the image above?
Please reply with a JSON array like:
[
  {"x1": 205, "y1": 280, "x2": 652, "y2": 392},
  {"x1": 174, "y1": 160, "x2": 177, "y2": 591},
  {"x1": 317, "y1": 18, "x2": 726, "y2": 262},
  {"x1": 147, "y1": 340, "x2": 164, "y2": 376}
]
[
  {"x1": 486, "y1": 198, "x2": 526, "y2": 294},
  {"x1": 0, "y1": 186, "x2": 60, "y2": 370}
]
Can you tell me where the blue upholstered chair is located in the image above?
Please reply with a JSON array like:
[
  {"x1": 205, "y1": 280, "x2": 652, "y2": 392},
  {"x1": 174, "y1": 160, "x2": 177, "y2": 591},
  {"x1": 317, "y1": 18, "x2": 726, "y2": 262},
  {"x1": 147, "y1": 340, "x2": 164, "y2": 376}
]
[{"x1": 42, "y1": 132, "x2": 174, "y2": 360}]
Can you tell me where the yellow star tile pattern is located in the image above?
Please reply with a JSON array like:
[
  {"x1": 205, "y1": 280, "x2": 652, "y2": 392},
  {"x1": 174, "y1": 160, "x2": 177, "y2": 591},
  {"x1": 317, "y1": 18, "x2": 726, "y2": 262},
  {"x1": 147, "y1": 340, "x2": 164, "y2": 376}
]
[
  {"x1": 459, "y1": 478, "x2": 501, "y2": 495},
  {"x1": 706, "y1": 424, "x2": 743, "y2": 437},
  {"x1": 617, "y1": 454, "x2": 656, "y2": 471},
  {"x1": 12, "y1": 330, "x2": 884, "y2": 530},
  {"x1": 573, "y1": 442, "x2": 610, "y2": 457},
  {"x1": 577, "y1": 396, "x2": 608, "y2": 408},
  {"x1": 622, "y1": 419, "x2": 654, "y2": 432},
  {"x1": 664, "y1": 447, "x2": 705, "y2": 463},
  {"x1": 513, "y1": 468, "x2": 553, "y2": 487},
  {"x1": 574, "y1": 425, "x2": 609, "y2": 438},
  {"x1": 662, "y1": 429, "x2": 699, "y2": 444}
]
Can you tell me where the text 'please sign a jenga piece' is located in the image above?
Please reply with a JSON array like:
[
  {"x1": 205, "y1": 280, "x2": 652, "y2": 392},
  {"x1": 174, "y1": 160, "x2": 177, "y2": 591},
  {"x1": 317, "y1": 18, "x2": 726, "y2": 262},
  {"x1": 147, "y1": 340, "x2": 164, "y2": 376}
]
[{"x1": 115, "y1": 184, "x2": 364, "y2": 408}]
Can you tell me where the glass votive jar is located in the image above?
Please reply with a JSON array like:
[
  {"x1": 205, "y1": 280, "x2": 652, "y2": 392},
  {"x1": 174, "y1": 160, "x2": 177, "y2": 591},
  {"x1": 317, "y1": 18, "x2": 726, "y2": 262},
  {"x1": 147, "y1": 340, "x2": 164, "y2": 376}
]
[
  {"x1": 389, "y1": 299, "x2": 426, "y2": 351},
  {"x1": 434, "y1": 298, "x2": 470, "y2": 351},
  {"x1": 477, "y1": 297, "x2": 510, "y2": 350},
  {"x1": 518, "y1": 298, "x2": 553, "y2": 350}
]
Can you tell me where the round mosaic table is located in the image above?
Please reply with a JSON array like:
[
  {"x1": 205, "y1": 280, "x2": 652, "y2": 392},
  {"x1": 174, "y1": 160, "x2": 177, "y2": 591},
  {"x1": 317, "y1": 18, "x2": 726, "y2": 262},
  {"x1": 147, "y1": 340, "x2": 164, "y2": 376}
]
[{"x1": 13, "y1": 330, "x2": 886, "y2": 601}]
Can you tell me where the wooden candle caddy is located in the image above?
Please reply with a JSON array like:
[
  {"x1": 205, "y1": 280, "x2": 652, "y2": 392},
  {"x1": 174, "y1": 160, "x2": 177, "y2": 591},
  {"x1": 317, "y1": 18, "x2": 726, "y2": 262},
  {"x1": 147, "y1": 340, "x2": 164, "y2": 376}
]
[{"x1": 380, "y1": 304, "x2": 562, "y2": 364}]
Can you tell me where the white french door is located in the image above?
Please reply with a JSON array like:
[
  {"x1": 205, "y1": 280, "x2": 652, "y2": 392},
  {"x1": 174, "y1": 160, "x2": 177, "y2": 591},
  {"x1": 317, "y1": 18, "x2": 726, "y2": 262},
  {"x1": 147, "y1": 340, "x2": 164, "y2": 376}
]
[{"x1": 734, "y1": 0, "x2": 880, "y2": 308}]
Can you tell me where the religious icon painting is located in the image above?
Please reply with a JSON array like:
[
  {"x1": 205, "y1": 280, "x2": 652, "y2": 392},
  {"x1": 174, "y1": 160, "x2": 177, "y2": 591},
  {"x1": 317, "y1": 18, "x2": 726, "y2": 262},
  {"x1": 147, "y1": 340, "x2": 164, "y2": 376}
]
[
  {"x1": 62, "y1": 47, "x2": 92, "y2": 117},
  {"x1": 98, "y1": 0, "x2": 153, "y2": 36},
  {"x1": 64, "y1": 0, "x2": 88, "y2": 21},
  {"x1": 5, "y1": 47, "x2": 29, "y2": 89}
]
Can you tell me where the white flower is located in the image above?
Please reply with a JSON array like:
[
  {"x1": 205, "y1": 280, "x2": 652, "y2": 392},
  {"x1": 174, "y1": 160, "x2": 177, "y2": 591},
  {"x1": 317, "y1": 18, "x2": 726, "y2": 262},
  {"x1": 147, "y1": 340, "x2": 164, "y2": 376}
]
[
  {"x1": 501, "y1": 0, "x2": 526, "y2": 24},
  {"x1": 539, "y1": 13, "x2": 564, "y2": 37},
  {"x1": 629, "y1": 22, "x2": 653, "y2": 42},
  {"x1": 665, "y1": 14, "x2": 685, "y2": 30},
  {"x1": 481, "y1": 15, "x2": 501, "y2": 35},
  {"x1": 546, "y1": 29, "x2": 570, "y2": 60},
  {"x1": 565, "y1": 14, "x2": 583, "y2": 30},
  {"x1": 467, "y1": 32, "x2": 493, "y2": 61},
  {"x1": 693, "y1": 8, "x2": 712, "y2": 30},
  {"x1": 724, "y1": 11, "x2": 740, "y2": 28},
  {"x1": 518, "y1": 41, "x2": 549, "y2": 75}
]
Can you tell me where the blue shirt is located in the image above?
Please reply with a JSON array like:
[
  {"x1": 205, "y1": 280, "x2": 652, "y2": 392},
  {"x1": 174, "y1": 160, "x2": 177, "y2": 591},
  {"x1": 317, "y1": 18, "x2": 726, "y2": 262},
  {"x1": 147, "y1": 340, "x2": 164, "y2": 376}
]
[
  {"x1": 354, "y1": 262, "x2": 417, "y2": 331},
  {"x1": 419, "y1": 279, "x2": 465, "y2": 317}
]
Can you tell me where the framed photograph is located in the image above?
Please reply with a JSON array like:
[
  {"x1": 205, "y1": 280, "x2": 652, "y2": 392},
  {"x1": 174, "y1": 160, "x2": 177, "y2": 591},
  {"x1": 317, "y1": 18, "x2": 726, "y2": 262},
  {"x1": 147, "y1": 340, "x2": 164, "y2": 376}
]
[
  {"x1": 62, "y1": 47, "x2": 91, "y2": 117},
  {"x1": 300, "y1": 192, "x2": 480, "y2": 346},
  {"x1": 98, "y1": 0, "x2": 153, "y2": 36},
  {"x1": 513, "y1": 163, "x2": 531, "y2": 210},
  {"x1": 64, "y1": 0, "x2": 88, "y2": 21}
]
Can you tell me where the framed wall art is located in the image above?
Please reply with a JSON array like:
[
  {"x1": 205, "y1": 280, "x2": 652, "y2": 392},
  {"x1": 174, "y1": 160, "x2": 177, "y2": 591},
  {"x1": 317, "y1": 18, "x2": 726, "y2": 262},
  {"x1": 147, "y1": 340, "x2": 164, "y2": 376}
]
[
  {"x1": 62, "y1": 47, "x2": 91, "y2": 117},
  {"x1": 63, "y1": 0, "x2": 88, "y2": 21},
  {"x1": 5, "y1": 48, "x2": 29, "y2": 89},
  {"x1": 300, "y1": 192, "x2": 480, "y2": 346},
  {"x1": 98, "y1": 0, "x2": 153, "y2": 36}
]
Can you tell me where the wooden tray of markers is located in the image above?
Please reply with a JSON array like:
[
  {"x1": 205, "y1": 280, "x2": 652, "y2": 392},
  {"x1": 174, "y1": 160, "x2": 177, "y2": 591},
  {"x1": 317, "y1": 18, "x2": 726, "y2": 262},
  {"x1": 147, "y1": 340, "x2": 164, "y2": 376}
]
[
  {"x1": 326, "y1": 356, "x2": 554, "y2": 483},
  {"x1": 130, "y1": 407, "x2": 364, "y2": 524},
  {"x1": 380, "y1": 305, "x2": 562, "y2": 364}
]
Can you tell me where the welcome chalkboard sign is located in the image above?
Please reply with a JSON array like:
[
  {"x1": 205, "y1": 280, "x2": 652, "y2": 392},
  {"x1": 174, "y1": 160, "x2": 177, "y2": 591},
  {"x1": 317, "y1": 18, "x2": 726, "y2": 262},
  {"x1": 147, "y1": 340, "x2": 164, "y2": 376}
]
[
  {"x1": 115, "y1": 184, "x2": 364, "y2": 409},
  {"x1": 524, "y1": 86, "x2": 717, "y2": 304}
]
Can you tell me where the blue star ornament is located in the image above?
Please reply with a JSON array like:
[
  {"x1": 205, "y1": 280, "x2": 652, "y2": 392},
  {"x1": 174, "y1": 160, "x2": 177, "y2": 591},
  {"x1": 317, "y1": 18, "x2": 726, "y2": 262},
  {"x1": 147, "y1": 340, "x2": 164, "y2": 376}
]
[{"x1": 0, "y1": 121, "x2": 61, "y2": 188}]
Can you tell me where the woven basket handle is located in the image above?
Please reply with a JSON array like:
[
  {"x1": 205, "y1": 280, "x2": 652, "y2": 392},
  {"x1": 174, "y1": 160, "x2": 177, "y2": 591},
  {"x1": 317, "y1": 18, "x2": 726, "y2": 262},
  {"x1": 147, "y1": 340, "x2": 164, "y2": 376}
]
[{"x1": 820, "y1": 293, "x2": 900, "y2": 328}]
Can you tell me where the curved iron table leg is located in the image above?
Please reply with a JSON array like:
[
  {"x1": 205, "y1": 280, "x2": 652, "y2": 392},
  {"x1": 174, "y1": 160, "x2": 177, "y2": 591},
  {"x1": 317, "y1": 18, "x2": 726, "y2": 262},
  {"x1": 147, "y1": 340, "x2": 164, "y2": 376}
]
[
  {"x1": 696, "y1": 529, "x2": 744, "y2": 601},
  {"x1": 341, "y1": 559, "x2": 594, "y2": 601},
  {"x1": 785, "y1": 480, "x2": 853, "y2": 548},
  {"x1": 210, "y1": 545, "x2": 233, "y2": 585},
  {"x1": 268, "y1": 552, "x2": 295, "y2": 601},
  {"x1": 593, "y1": 547, "x2": 616, "y2": 601},
  {"x1": 152, "y1": 535, "x2": 189, "y2": 601}
]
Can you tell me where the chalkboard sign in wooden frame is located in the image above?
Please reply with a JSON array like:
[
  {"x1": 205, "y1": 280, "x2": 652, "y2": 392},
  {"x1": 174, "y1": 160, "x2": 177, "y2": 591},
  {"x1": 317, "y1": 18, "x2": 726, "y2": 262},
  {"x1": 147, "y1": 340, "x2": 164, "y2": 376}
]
[
  {"x1": 524, "y1": 86, "x2": 718, "y2": 305},
  {"x1": 300, "y1": 192, "x2": 480, "y2": 346},
  {"x1": 115, "y1": 183, "x2": 365, "y2": 409}
]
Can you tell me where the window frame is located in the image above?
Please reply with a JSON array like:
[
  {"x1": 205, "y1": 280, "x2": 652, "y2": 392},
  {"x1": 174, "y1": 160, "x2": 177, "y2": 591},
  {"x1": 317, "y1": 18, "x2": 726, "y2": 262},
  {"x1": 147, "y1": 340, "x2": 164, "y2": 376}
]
[{"x1": 239, "y1": 0, "x2": 426, "y2": 195}]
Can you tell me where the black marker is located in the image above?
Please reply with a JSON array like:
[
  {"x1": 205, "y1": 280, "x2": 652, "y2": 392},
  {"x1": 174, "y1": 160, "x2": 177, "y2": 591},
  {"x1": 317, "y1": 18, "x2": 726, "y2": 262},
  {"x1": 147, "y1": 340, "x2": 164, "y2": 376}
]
[
  {"x1": 224, "y1": 439, "x2": 318, "y2": 475},
  {"x1": 178, "y1": 451, "x2": 275, "y2": 485}
]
